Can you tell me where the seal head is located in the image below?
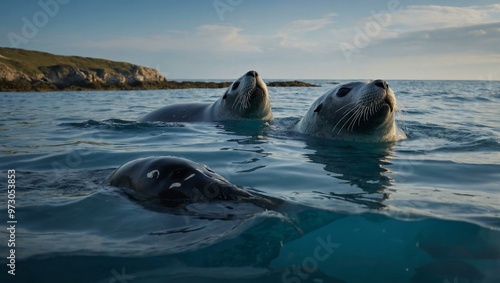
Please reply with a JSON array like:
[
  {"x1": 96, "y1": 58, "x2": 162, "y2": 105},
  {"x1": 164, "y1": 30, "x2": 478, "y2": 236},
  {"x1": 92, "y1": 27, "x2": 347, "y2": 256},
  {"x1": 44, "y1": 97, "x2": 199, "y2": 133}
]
[
  {"x1": 295, "y1": 80, "x2": 402, "y2": 142},
  {"x1": 107, "y1": 156, "x2": 253, "y2": 202},
  {"x1": 138, "y1": 70, "x2": 272, "y2": 122},
  {"x1": 218, "y1": 70, "x2": 272, "y2": 120}
]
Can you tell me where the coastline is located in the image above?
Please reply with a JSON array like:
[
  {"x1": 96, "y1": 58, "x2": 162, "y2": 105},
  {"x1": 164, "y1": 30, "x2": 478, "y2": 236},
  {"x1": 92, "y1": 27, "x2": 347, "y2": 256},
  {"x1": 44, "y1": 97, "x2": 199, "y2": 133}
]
[
  {"x1": 0, "y1": 79, "x2": 319, "y2": 92},
  {"x1": 0, "y1": 47, "x2": 319, "y2": 92}
]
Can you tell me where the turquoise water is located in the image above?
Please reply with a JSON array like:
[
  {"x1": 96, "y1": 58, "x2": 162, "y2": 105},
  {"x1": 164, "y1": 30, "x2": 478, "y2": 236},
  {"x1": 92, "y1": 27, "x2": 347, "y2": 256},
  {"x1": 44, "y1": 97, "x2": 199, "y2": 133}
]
[{"x1": 1, "y1": 80, "x2": 499, "y2": 282}]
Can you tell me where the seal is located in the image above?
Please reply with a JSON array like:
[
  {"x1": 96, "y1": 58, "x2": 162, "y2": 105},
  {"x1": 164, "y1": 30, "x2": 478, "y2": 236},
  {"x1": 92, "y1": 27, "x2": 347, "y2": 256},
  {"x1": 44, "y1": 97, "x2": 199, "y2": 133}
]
[
  {"x1": 107, "y1": 156, "x2": 255, "y2": 203},
  {"x1": 138, "y1": 70, "x2": 273, "y2": 122},
  {"x1": 295, "y1": 80, "x2": 404, "y2": 142}
]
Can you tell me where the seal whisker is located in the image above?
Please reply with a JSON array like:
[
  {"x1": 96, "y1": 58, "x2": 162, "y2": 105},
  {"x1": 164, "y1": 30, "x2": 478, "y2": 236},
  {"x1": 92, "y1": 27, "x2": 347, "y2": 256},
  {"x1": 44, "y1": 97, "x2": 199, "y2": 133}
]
[
  {"x1": 366, "y1": 105, "x2": 373, "y2": 121},
  {"x1": 349, "y1": 106, "x2": 365, "y2": 131},
  {"x1": 338, "y1": 104, "x2": 363, "y2": 132},
  {"x1": 347, "y1": 108, "x2": 363, "y2": 131},
  {"x1": 336, "y1": 90, "x2": 391, "y2": 132},
  {"x1": 346, "y1": 112, "x2": 358, "y2": 131},
  {"x1": 334, "y1": 100, "x2": 358, "y2": 113},
  {"x1": 369, "y1": 103, "x2": 375, "y2": 118},
  {"x1": 345, "y1": 107, "x2": 360, "y2": 131},
  {"x1": 232, "y1": 84, "x2": 254, "y2": 111},
  {"x1": 340, "y1": 102, "x2": 363, "y2": 127},
  {"x1": 332, "y1": 102, "x2": 361, "y2": 133},
  {"x1": 361, "y1": 106, "x2": 370, "y2": 123},
  {"x1": 332, "y1": 112, "x2": 351, "y2": 133},
  {"x1": 363, "y1": 104, "x2": 370, "y2": 122}
]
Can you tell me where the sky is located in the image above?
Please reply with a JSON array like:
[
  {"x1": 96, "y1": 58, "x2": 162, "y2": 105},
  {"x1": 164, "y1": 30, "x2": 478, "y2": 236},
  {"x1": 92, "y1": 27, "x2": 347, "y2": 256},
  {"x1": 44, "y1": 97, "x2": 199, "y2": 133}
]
[{"x1": 1, "y1": 0, "x2": 500, "y2": 80}]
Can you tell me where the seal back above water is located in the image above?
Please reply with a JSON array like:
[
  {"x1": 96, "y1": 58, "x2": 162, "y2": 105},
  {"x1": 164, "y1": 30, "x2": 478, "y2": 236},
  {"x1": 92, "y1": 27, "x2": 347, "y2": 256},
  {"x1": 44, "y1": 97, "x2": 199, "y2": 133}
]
[{"x1": 138, "y1": 70, "x2": 272, "y2": 122}]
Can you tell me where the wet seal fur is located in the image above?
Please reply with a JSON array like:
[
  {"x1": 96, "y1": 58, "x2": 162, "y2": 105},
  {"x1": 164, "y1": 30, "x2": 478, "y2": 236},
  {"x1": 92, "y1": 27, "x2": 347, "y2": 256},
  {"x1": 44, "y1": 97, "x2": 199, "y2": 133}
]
[
  {"x1": 295, "y1": 80, "x2": 405, "y2": 142},
  {"x1": 138, "y1": 70, "x2": 272, "y2": 122},
  {"x1": 107, "y1": 156, "x2": 277, "y2": 208}
]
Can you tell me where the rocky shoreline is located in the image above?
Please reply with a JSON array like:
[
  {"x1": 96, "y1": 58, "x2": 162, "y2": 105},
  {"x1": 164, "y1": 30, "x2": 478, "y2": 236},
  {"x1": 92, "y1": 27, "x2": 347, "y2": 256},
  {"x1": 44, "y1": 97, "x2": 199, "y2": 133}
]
[
  {"x1": 0, "y1": 78, "x2": 318, "y2": 92},
  {"x1": 0, "y1": 47, "x2": 318, "y2": 92}
]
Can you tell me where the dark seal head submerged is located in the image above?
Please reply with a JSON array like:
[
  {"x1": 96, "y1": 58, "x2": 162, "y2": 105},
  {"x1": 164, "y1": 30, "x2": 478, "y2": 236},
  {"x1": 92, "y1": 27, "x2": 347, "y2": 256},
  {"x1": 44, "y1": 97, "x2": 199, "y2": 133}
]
[{"x1": 107, "y1": 156, "x2": 263, "y2": 204}]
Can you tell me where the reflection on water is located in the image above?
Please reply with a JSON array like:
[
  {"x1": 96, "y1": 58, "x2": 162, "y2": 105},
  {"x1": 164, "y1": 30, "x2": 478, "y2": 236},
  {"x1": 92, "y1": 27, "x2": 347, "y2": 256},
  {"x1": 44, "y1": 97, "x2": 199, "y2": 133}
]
[{"x1": 303, "y1": 138, "x2": 395, "y2": 209}]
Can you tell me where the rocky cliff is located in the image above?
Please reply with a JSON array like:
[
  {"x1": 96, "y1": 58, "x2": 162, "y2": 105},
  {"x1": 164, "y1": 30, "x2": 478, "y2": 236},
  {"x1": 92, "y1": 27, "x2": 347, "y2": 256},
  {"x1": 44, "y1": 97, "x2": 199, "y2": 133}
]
[
  {"x1": 0, "y1": 47, "x2": 166, "y2": 91},
  {"x1": 0, "y1": 47, "x2": 318, "y2": 92},
  {"x1": 38, "y1": 64, "x2": 165, "y2": 88}
]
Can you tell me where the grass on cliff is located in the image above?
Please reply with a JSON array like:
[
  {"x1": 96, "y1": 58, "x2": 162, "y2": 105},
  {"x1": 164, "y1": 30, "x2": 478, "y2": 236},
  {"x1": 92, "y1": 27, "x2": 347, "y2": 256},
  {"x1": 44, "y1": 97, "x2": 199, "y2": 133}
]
[{"x1": 0, "y1": 47, "x2": 137, "y2": 77}]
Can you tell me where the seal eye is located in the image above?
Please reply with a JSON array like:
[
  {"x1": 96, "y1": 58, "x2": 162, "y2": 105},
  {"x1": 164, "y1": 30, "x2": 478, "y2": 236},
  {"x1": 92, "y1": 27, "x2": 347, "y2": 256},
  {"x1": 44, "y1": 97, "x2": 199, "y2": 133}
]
[
  {"x1": 231, "y1": 81, "x2": 240, "y2": 91},
  {"x1": 204, "y1": 165, "x2": 215, "y2": 174},
  {"x1": 336, "y1": 87, "x2": 351, "y2": 97},
  {"x1": 147, "y1": 169, "x2": 160, "y2": 179},
  {"x1": 222, "y1": 90, "x2": 228, "y2": 100}
]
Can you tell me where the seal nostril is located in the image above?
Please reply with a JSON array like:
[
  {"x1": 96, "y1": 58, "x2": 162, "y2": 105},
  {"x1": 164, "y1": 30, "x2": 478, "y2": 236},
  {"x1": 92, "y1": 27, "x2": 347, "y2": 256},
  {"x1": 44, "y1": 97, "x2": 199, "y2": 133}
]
[
  {"x1": 246, "y1": 70, "x2": 257, "y2": 77},
  {"x1": 374, "y1": 79, "x2": 388, "y2": 89}
]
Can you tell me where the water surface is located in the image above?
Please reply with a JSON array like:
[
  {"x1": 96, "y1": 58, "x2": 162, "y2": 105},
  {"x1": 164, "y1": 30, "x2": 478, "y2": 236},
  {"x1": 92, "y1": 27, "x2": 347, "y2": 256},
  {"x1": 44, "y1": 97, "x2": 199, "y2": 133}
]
[{"x1": 1, "y1": 80, "x2": 499, "y2": 282}]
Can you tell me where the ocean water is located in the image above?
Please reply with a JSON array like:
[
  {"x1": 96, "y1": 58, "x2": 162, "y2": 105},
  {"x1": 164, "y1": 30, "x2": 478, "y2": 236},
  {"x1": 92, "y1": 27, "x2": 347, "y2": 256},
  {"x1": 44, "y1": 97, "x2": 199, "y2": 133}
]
[{"x1": 1, "y1": 80, "x2": 499, "y2": 283}]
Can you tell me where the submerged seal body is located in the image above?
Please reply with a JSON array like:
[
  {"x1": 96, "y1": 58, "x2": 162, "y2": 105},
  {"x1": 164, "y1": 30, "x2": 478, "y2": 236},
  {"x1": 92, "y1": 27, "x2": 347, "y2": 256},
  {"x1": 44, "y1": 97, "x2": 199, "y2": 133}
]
[
  {"x1": 295, "y1": 80, "x2": 403, "y2": 142},
  {"x1": 138, "y1": 70, "x2": 272, "y2": 122},
  {"x1": 107, "y1": 156, "x2": 254, "y2": 202}
]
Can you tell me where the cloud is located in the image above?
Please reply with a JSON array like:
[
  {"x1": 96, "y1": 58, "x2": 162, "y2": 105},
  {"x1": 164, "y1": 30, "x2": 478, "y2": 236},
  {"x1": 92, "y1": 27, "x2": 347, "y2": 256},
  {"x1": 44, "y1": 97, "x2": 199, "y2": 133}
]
[
  {"x1": 340, "y1": 21, "x2": 500, "y2": 76},
  {"x1": 469, "y1": 29, "x2": 487, "y2": 36},
  {"x1": 195, "y1": 25, "x2": 263, "y2": 53},
  {"x1": 390, "y1": 4, "x2": 500, "y2": 32},
  {"x1": 82, "y1": 14, "x2": 340, "y2": 55},
  {"x1": 82, "y1": 24, "x2": 263, "y2": 54},
  {"x1": 282, "y1": 13, "x2": 337, "y2": 34},
  {"x1": 335, "y1": 4, "x2": 500, "y2": 65},
  {"x1": 275, "y1": 13, "x2": 337, "y2": 52},
  {"x1": 335, "y1": 4, "x2": 500, "y2": 47},
  {"x1": 76, "y1": 4, "x2": 500, "y2": 80},
  {"x1": 395, "y1": 22, "x2": 497, "y2": 53},
  {"x1": 82, "y1": 33, "x2": 186, "y2": 52}
]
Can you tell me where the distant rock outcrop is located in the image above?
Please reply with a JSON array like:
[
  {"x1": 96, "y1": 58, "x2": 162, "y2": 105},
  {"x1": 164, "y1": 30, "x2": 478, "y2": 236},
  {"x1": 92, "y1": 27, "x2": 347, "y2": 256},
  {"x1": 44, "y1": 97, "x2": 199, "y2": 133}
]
[
  {"x1": 0, "y1": 61, "x2": 30, "y2": 81},
  {"x1": 38, "y1": 64, "x2": 165, "y2": 88},
  {"x1": 267, "y1": 80, "x2": 319, "y2": 87},
  {"x1": 0, "y1": 47, "x2": 166, "y2": 91},
  {"x1": 0, "y1": 48, "x2": 320, "y2": 92}
]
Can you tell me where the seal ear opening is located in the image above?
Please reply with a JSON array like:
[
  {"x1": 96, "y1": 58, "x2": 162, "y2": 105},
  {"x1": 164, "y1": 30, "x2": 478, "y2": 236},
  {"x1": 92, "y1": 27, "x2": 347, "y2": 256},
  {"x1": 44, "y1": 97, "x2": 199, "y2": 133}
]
[{"x1": 313, "y1": 103, "x2": 323, "y2": 113}]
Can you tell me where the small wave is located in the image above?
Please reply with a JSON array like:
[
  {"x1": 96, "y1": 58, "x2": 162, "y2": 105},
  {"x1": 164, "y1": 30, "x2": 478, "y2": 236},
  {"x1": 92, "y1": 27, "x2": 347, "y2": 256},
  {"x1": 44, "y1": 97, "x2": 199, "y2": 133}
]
[
  {"x1": 403, "y1": 121, "x2": 498, "y2": 144},
  {"x1": 59, "y1": 119, "x2": 102, "y2": 128},
  {"x1": 59, "y1": 119, "x2": 186, "y2": 130}
]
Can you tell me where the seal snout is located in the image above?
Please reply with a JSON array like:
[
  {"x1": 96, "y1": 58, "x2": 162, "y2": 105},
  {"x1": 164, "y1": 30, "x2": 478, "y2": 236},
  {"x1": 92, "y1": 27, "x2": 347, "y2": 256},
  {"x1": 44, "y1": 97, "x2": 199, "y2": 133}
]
[
  {"x1": 372, "y1": 79, "x2": 395, "y2": 113},
  {"x1": 384, "y1": 95, "x2": 395, "y2": 112},
  {"x1": 373, "y1": 79, "x2": 388, "y2": 90},
  {"x1": 204, "y1": 178, "x2": 253, "y2": 201},
  {"x1": 245, "y1": 70, "x2": 259, "y2": 77},
  {"x1": 200, "y1": 167, "x2": 253, "y2": 200},
  {"x1": 251, "y1": 85, "x2": 264, "y2": 99}
]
